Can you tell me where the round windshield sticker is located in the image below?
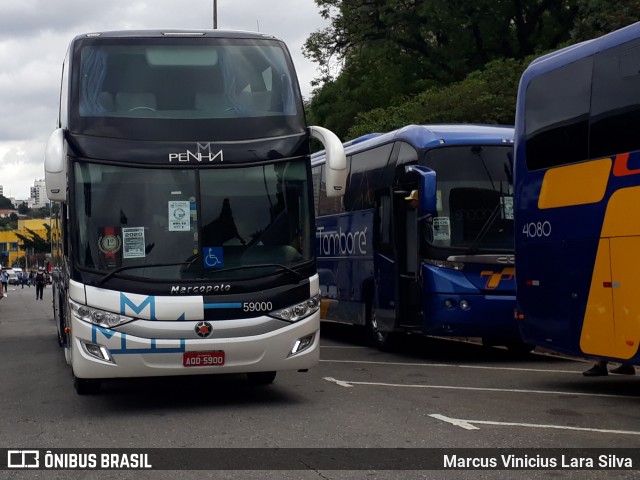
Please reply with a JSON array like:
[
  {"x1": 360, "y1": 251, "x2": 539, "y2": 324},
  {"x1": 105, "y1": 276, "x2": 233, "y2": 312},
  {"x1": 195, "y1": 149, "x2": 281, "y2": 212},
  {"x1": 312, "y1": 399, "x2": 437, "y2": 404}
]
[
  {"x1": 174, "y1": 207, "x2": 186, "y2": 220},
  {"x1": 98, "y1": 234, "x2": 122, "y2": 254}
]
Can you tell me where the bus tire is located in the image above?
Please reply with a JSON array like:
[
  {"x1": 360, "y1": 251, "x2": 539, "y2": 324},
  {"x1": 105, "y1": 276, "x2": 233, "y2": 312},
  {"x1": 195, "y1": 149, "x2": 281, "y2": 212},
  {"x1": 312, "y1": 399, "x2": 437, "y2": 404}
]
[
  {"x1": 247, "y1": 371, "x2": 277, "y2": 385},
  {"x1": 73, "y1": 374, "x2": 101, "y2": 395},
  {"x1": 367, "y1": 300, "x2": 397, "y2": 351},
  {"x1": 505, "y1": 341, "x2": 535, "y2": 356}
]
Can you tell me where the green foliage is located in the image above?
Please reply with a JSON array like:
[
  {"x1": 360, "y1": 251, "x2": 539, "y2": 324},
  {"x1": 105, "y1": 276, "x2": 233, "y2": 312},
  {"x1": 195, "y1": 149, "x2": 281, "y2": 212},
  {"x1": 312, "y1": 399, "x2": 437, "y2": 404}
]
[
  {"x1": 305, "y1": 0, "x2": 640, "y2": 140},
  {"x1": 15, "y1": 228, "x2": 50, "y2": 254},
  {"x1": 0, "y1": 194, "x2": 14, "y2": 210},
  {"x1": 348, "y1": 56, "x2": 535, "y2": 138},
  {"x1": 571, "y1": 0, "x2": 640, "y2": 41},
  {"x1": 27, "y1": 207, "x2": 50, "y2": 219},
  {"x1": 0, "y1": 217, "x2": 17, "y2": 231}
]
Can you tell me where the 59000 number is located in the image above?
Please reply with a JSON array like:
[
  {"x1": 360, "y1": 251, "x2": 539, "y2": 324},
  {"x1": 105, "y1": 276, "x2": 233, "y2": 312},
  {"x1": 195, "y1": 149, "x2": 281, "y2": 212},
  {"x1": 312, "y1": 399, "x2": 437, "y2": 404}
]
[{"x1": 243, "y1": 302, "x2": 273, "y2": 312}]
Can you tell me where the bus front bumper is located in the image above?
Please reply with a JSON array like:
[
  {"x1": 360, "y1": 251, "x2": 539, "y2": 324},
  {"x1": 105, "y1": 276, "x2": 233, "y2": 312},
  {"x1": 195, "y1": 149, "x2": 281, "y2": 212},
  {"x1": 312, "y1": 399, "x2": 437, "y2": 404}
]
[{"x1": 69, "y1": 312, "x2": 320, "y2": 379}]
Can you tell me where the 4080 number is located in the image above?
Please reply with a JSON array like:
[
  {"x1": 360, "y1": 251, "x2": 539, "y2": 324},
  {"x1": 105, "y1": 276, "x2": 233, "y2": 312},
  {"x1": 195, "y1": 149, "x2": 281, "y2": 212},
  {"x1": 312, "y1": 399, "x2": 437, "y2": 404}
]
[{"x1": 522, "y1": 221, "x2": 552, "y2": 238}]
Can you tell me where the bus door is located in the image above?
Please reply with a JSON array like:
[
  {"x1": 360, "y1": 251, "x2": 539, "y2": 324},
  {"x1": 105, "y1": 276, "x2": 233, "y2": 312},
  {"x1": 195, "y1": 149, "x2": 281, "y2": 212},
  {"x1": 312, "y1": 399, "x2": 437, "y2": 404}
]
[
  {"x1": 392, "y1": 188, "x2": 422, "y2": 328},
  {"x1": 401, "y1": 166, "x2": 438, "y2": 328},
  {"x1": 373, "y1": 166, "x2": 436, "y2": 331},
  {"x1": 372, "y1": 189, "x2": 398, "y2": 334}
]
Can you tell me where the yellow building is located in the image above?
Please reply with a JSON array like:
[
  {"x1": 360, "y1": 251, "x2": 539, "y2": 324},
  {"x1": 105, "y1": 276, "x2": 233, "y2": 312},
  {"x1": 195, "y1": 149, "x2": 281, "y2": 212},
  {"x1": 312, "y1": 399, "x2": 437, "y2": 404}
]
[{"x1": 0, "y1": 218, "x2": 51, "y2": 268}]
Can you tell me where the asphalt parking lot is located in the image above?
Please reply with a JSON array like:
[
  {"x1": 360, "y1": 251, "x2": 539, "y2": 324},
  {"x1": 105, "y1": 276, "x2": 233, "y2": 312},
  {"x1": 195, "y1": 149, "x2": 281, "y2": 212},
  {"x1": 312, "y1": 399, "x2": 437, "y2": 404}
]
[{"x1": 1, "y1": 284, "x2": 639, "y2": 479}]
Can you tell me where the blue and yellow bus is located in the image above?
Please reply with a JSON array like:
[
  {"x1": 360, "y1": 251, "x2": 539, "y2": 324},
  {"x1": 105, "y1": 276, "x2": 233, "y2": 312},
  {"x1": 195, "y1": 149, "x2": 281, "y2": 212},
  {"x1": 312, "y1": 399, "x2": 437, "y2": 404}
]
[
  {"x1": 312, "y1": 124, "x2": 528, "y2": 350},
  {"x1": 514, "y1": 22, "x2": 640, "y2": 364}
]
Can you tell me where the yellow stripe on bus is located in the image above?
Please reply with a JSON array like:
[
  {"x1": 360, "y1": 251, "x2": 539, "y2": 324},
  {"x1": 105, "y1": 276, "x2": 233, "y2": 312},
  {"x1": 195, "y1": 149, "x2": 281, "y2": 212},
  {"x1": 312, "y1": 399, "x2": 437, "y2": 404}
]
[
  {"x1": 580, "y1": 187, "x2": 640, "y2": 359},
  {"x1": 538, "y1": 158, "x2": 611, "y2": 209},
  {"x1": 600, "y1": 186, "x2": 640, "y2": 237},
  {"x1": 580, "y1": 238, "x2": 617, "y2": 357}
]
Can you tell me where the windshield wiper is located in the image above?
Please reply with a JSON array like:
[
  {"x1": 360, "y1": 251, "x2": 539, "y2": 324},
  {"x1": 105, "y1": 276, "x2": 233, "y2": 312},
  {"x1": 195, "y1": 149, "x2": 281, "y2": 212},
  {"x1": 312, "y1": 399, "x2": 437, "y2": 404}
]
[
  {"x1": 463, "y1": 146, "x2": 509, "y2": 256},
  {"x1": 464, "y1": 203, "x2": 502, "y2": 256},
  {"x1": 95, "y1": 260, "x2": 197, "y2": 286},
  {"x1": 198, "y1": 263, "x2": 305, "y2": 280},
  {"x1": 95, "y1": 260, "x2": 305, "y2": 286}
]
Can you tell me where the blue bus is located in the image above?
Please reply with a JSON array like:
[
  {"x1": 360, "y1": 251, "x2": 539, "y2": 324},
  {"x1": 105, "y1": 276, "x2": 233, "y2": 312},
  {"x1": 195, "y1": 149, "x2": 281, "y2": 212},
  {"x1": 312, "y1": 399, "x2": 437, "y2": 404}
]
[
  {"x1": 312, "y1": 124, "x2": 528, "y2": 350},
  {"x1": 44, "y1": 30, "x2": 346, "y2": 394},
  {"x1": 514, "y1": 22, "x2": 640, "y2": 365}
]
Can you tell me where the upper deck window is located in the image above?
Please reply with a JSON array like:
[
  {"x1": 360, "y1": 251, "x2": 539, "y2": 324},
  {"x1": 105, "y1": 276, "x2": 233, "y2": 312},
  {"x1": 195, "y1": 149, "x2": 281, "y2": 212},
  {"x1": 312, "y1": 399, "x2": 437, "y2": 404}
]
[
  {"x1": 70, "y1": 37, "x2": 304, "y2": 141},
  {"x1": 79, "y1": 43, "x2": 296, "y2": 119},
  {"x1": 524, "y1": 58, "x2": 591, "y2": 170}
]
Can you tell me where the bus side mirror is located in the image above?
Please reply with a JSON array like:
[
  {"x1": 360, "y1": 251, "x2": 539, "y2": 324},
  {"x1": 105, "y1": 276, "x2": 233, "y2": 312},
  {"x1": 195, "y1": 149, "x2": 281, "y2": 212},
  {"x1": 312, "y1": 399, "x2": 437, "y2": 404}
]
[
  {"x1": 44, "y1": 128, "x2": 67, "y2": 202},
  {"x1": 405, "y1": 165, "x2": 437, "y2": 215},
  {"x1": 420, "y1": 171, "x2": 437, "y2": 216},
  {"x1": 309, "y1": 126, "x2": 346, "y2": 198}
]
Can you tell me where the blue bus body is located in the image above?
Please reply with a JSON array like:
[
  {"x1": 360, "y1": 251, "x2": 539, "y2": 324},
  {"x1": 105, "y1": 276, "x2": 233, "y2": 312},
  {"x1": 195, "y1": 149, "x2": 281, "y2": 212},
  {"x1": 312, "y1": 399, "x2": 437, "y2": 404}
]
[
  {"x1": 313, "y1": 124, "x2": 526, "y2": 348},
  {"x1": 514, "y1": 22, "x2": 640, "y2": 363}
]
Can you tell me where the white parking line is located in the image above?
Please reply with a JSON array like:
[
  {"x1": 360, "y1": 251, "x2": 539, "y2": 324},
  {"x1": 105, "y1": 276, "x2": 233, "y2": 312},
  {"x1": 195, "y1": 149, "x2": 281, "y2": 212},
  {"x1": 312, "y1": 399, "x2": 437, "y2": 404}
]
[
  {"x1": 321, "y1": 358, "x2": 584, "y2": 374},
  {"x1": 322, "y1": 377, "x2": 640, "y2": 399},
  {"x1": 430, "y1": 413, "x2": 640, "y2": 436}
]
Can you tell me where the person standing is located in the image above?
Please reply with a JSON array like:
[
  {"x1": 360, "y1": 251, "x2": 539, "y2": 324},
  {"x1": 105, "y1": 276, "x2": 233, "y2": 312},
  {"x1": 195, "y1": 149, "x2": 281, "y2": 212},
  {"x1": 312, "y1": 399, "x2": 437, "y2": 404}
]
[
  {"x1": 35, "y1": 267, "x2": 46, "y2": 300},
  {"x1": 0, "y1": 269, "x2": 8, "y2": 297}
]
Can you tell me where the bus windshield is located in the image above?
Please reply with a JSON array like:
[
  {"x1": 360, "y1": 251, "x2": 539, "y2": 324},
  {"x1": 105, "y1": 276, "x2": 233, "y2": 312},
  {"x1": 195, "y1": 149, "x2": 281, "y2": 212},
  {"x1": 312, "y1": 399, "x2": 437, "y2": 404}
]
[
  {"x1": 422, "y1": 145, "x2": 514, "y2": 253},
  {"x1": 73, "y1": 160, "x2": 312, "y2": 281},
  {"x1": 71, "y1": 36, "x2": 303, "y2": 140}
]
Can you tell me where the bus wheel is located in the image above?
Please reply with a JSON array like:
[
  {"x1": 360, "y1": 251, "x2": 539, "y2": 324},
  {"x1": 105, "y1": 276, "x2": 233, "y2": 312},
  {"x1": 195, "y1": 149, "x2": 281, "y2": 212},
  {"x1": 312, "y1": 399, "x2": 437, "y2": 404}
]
[
  {"x1": 73, "y1": 375, "x2": 101, "y2": 395},
  {"x1": 367, "y1": 302, "x2": 397, "y2": 351},
  {"x1": 505, "y1": 341, "x2": 535, "y2": 356},
  {"x1": 247, "y1": 371, "x2": 277, "y2": 385}
]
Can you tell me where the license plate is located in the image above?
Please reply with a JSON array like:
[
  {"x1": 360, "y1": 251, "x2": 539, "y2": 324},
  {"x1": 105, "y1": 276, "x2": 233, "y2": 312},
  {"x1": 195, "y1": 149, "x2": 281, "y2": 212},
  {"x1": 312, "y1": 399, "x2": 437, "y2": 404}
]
[{"x1": 183, "y1": 351, "x2": 225, "y2": 367}]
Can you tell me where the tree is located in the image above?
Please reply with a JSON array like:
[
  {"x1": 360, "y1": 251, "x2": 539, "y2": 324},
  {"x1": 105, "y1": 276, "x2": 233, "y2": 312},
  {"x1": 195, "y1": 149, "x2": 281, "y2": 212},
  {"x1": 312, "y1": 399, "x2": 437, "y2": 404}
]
[
  {"x1": 15, "y1": 227, "x2": 50, "y2": 254},
  {"x1": 305, "y1": 0, "x2": 640, "y2": 141},
  {"x1": 0, "y1": 194, "x2": 14, "y2": 209},
  {"x1": 305, "y1": 0, "x2": 582, "y2": 139},
  {"x1": 571, "y1": 0, "x2": 640, "y2": 42},
  {"x1": 348, "y1": 56, "x2": 534, "y2": 138}
]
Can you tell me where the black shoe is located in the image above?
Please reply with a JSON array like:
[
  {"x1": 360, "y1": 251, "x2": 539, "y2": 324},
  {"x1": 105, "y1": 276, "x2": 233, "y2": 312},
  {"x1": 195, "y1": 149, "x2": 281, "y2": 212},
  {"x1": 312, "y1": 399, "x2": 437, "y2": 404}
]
[
  {"x1": 583, "y1": 365, "x2": 608, "y2": 376},
  {"x1": 611, "y1": 364, "x2": 635, "y2": 375}
]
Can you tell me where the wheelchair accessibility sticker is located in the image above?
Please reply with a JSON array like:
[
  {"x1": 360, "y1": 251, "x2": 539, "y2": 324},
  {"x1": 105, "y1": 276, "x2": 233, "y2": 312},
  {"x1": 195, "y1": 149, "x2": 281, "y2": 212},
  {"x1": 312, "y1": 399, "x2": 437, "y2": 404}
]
[{"x1": 203, "y1": 247, "x2": 224, "y2": 269}]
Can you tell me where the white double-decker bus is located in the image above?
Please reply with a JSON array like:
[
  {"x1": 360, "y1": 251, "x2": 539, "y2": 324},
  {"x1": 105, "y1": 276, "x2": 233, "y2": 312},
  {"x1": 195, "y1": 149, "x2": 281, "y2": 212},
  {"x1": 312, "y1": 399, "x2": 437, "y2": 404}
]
[{"x1": 45, "y1": 30, "x2": 345, "y2": 394}]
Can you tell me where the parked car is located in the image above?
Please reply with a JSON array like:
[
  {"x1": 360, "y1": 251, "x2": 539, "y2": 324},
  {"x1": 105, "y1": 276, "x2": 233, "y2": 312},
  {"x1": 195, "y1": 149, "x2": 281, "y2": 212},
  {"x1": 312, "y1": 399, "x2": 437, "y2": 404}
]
[{"x1": 6, "y1": 269, "x2": 19, "y2": 285}]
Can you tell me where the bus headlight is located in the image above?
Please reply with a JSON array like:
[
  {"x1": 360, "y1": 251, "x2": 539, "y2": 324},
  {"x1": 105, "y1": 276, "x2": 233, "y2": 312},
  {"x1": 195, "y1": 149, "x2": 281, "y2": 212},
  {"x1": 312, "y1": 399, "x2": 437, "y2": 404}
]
[
  {"x1": 425, "y1": 259, "x2": 464, "y2": 271},
  {"x1": 70, "y1": 299, "x2": 134, "y2": 328},
  {"x1": 81, "y1": 341, "x2": 114, "y2": 363},
  {"x1": 269, "y1": 294, "x2": 320, "y2": 323}
]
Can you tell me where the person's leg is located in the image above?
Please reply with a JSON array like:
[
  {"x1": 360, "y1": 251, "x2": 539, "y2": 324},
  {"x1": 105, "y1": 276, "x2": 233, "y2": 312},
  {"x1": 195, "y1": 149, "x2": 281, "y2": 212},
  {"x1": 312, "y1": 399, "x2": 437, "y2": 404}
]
[
  {"x1": 583, "y1": 359, "x2": 609, "y2": 376},
  {"x1": 611, "y1": 364, "x2": 635, "y2": 375}
]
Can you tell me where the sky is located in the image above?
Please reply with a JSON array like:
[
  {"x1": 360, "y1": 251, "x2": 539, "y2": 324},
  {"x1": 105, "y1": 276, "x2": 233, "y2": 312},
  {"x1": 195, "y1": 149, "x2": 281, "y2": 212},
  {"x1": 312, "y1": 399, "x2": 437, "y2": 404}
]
[{"x1": 0, "y1": 0, "x2": 330, "y2": 200}]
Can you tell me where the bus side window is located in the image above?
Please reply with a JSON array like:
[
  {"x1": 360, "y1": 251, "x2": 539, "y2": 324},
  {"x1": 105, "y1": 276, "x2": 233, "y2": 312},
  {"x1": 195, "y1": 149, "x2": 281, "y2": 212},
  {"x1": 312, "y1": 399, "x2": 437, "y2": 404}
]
[
  {"x1": 524, "y1": 58, "x2": 592, "y2": 170},
  {"x1": 590, "y1": 41, "x2": 640, "y2": 158},
  {"x1": 374, "y1": 193, "x2": 393, "y2": 256},
  {"x1": 346, "y1": 144, "x2": 393, "y2": 212}
]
